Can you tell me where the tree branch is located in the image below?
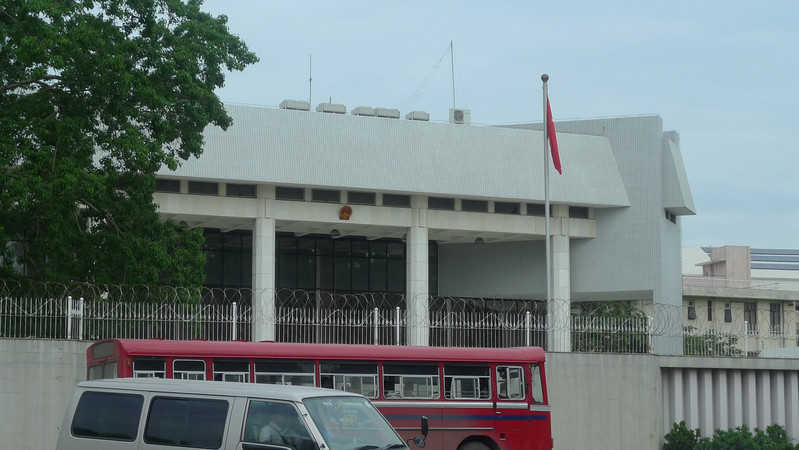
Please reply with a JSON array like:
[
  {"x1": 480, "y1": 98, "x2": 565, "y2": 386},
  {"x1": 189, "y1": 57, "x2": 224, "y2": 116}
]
[{"x1": 1, "y1": 75, "x2": 62, "y2": 93}]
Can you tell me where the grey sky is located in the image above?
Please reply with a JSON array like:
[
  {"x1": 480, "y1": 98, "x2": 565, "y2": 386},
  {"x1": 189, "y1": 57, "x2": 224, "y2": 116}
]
[{"x1": 200, "y1": 0, "x2": 798, "y2": 249}]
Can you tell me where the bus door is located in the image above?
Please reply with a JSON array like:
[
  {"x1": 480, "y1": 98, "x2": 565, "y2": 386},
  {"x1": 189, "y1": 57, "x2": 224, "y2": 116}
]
[{"x1": 494, "y1": 365, "x2": 530, "y2": 447}]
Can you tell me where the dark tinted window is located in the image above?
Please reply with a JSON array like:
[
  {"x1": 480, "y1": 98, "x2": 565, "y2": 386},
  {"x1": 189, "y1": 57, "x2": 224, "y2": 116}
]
[
  {"x1": 145, "y1": 397, "x2": 229, "y2": 449},
  {"x1": 429, "y1": 197, "x2": 455, "y2": 210},
  {"x1": 188, "y1": 181, "x2": 218, "y2": 195},
  {"x1": 276, "y1": 186, "x2": 305, "y2": 201},
  {"x1": 312, "y1": 189, "x2": 340, "y2": 203},
  {"x1": 382, "y1": 194, "x2": 410, "y2": 207},
  {"x1": 495, "y1": 202, "x2": 520, "y2": 215},
  {"x1": 227, "y1": 183, "x2": 256, "y2": 198},
  {"x1": 72, "y1": 392, "x2": 143, "y2": 441},
  {"x1": 347, "y1": 191, "x2": 376, "y2": 205},
  {"x1": 155, "y1": 179, "x2": 181, "y2": 193},
  {"x1": 569, "y1": 206, "x2": 590, "y2": 219},
  {"x1": 461, "y1": 199, "x2": 488, "y2": 212}
]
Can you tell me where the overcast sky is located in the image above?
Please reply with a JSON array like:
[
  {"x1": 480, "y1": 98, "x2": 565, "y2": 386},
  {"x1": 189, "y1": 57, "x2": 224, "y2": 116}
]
[{"x1": 200, "y1": 0, "x2": 798, "y2": 250}]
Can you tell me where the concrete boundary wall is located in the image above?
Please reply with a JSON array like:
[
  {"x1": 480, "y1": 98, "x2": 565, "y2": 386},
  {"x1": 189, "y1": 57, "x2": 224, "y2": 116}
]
[{"x1": 2, "y1": 339, "x2": 798, "y2": 450}]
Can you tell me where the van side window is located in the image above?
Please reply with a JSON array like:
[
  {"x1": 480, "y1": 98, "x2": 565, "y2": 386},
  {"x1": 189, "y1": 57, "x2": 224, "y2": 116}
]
[
  {"x1": 72, "y1": 391, "x2": 143, "y2": 441},
  {"x1": 144, "y1": 397, "x2": 229, "y2": 449}
]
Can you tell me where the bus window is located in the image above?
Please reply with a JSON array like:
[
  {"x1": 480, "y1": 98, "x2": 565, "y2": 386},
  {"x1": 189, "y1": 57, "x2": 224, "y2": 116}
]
[
  {"x1": 133, "y1": 359, "x2": 166, "y2": 378},
  {"x1": 530, "y1": 363, "x2": 544, "y2": 404},
  {"x1": 90, "y1": 340, "x2": 116, "y2": 360},
  {"x1": 213, "y1": 359, "x2": 250, "y2": 382},
  {"x1": 174, "y1": 359, "x2": 206, "y2": 380},
  {"x1": 88, "y1": 361, "x2": 118, "y2": 380},
  {"x1": 383, "y1": 364, "x2": 439, "y2": 399},
  {"x1": 320, "y1": 362, "x2": 378, "y2": 398},
  {"x1": 496, "y1": 366, "x2": 525, "y2": 400},
  {"x1": 444, "y1": 365, "x2": 490, "y2": 400},
  {"x1": 255, "y1": 361, "x2": 315, "y2": 386}
]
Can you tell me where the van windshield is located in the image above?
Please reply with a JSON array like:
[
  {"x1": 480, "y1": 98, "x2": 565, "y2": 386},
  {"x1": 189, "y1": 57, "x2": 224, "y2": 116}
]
[{"x1": 304, "y1": 397, "x2": 406, "y2": 450}]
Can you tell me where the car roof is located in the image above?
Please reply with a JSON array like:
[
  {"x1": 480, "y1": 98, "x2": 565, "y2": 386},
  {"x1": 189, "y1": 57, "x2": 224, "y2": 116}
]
[{"x1": 78, "y1": 378, "x2": 355, "y2": 401}]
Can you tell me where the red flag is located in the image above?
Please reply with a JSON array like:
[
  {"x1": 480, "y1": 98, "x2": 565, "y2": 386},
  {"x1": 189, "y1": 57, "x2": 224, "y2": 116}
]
[{"x1": 546, "y1": 98, "x2": 562, "y2": 174}]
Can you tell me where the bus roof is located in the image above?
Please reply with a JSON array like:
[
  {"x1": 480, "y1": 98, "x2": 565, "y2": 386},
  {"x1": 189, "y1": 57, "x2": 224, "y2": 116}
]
[{"x1": 95, "y1": 339, "x2": 546, "y2": 363}]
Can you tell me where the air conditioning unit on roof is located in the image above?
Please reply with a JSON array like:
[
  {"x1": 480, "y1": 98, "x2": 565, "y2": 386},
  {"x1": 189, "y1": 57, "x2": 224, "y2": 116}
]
[{"x1": 449, "y1": 108, "x2": 471, "y2": 125}]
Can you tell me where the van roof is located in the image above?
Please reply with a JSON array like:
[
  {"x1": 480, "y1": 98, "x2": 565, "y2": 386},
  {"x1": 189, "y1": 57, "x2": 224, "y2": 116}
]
[{"x1": 77, "y1": 378, "x2": 355, "y2": 401}]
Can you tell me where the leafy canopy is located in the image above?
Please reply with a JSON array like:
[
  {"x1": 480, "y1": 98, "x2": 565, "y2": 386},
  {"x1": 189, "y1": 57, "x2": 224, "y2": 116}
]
[{"x1": 0, "y1": 0, "x2": 258, "y2": 285}]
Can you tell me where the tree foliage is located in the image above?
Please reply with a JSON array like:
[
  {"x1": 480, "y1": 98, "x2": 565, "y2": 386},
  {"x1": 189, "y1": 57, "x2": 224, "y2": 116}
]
[
  {"x1": 0, "y1": 0, "x2": 257, "y2": 285},
  {"x1": 664, "y1": 421, "x2": 797, "y2": 449}
]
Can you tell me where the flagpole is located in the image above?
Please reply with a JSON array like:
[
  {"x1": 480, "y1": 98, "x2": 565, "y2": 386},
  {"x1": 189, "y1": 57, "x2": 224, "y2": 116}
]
[{"x1": 541, "y1": 74, "x2": 553, "y2": 351}]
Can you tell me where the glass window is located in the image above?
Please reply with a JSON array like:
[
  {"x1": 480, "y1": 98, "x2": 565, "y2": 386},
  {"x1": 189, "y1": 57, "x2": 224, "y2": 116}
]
[
  {"x1": 244, "y1": 400, "x2": 311, "y2": 447},
  {"x1": 707, "y1": 301, "x2": 713, "y2": 322},
  {"x1": 497, "y1": 366, "x2": 526, "y2": 401},
  {"x1": 461, "y1": 199, "x2": 488, "y2": 212},
  {"x1": 382, "y1": 194, "x2": 410, "y2": 207},
  {"x1": 226, "y1": 183, "x2": 256, "y2": 198},
  {"x1": 72, "y1": 392, "x2": 143, "y2": 441},
  {"x1": 188, "y1": 181, "x2": 218, "y2": 195},
  {"x1": 383, "y1": 364, "x2": 439, "y2": 399},
  {"x1": 320, "y1": 362, "x2": 378, "y2": 398},
  {"x1": 569, "y1": 206, "x2": 590, "y2": 219},
  {"x1": 213, "y1": 360, "x2": 250, "y2": 382},
  {"x1": 770, "y1": 303, "x2": 782, "y2": 334},
  {"x1": 155, "y1": 179, "x2": 181, "y2": 193},
  {"x1": 174, "y1": 360, "x2": 206, "y2": 380},
  {"x1": 145, "y1": 397, "x2": 228, "y2": 449},
  {"x1": 312, "y1": 189, "x2": 340, "y2": 203},
  {"x1": 348, "y1": 191, "x2": 376, "y2": 205},
  {"x1": 429, "y1": 197, "x2": 455, "y2": 210},
  {"x1": 530, "y1": 364, "x2": 544, "y2": 404},
  {"x1": 255, "y1": 361, "x2": 315, "y2": 386},
  {"x1": 744, "y1": 302, "x2": 758, "y2": 333},
  {"x1": 494, "y1": 201, "x2": 520, "y2": 215},
  {"x1": 276, "y1": 186, "x2": 305, "y2": 201},
  {"x1": 444, "y1": 365, "x2": 490, "y2": 400},
  {"x1": 526, "y1": 203, "x2": 546, "y2": 216},
  {"x1": 133, "y1": 359, "x2": 166, "y2": 378}
]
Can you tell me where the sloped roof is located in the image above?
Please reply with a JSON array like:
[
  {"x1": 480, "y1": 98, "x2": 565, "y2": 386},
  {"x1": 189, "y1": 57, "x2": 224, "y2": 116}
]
[{"x1": 162, "y1": 104, "x2": 630, "y2": 207}]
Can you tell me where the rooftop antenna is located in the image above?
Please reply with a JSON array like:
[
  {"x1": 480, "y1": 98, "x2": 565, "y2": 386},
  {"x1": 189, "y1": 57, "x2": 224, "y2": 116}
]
[
  {"x1": 450, "y1": 40, "x2": 456, "y2": 109},
  {"x1": 309, "y1": 55, "x2": 312, "y2": 106}
]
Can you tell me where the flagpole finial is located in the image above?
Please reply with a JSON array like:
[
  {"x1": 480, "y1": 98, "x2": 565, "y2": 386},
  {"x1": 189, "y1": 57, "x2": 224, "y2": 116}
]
[{"x1": 541, "y1": 74, "x2": 549, "y2": 83}]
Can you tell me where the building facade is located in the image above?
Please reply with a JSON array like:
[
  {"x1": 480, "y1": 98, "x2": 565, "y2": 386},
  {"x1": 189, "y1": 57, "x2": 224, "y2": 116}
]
[{"x1": 155, "y1": 103, "x2": 695, "y2": 352}]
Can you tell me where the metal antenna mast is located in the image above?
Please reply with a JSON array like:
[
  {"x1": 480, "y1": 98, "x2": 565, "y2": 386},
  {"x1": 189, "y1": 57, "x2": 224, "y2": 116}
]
[{"x1": 450, "y1": 40, "x2": 456, "y2": 109}]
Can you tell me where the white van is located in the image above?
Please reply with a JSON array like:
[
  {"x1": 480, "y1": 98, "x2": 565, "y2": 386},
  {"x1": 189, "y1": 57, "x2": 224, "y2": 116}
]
[{"x1": 56, "y1": 378, "x2": 427, "y2": 450}]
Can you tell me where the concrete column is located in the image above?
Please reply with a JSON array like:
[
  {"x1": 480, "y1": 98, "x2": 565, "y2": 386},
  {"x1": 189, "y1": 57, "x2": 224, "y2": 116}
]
[
  {"x1": 547, "y1": 204, "x2": 571, "y2": 352},
  {"x1": 698, "y1": 369, "x2": 713, "y2": 437},
  {"x1": 685, "y1": 369, "x2": 699, "y2": 430},
  {"x1": 771, "y1": 371, "x2": 785, "y2": 427},
  {"x1": 406, "y1": 196, "x2": 429, "y2": 346},
  {"x1": 728, "y1": 370, "x2": 743, "y2": 428},
  {"x1": 756, "y1": 371, "x2": 771, "y2": 426},
  {"x1": 712, "y1": 369, "x2": 729, "y2": 432},
  {"x1": 742, "y1": 371, "x2": 757, "y2": 426},
  {"x1": 668, "y1": 368, "x2": 684, "y2": 425},
  {"x1": 785, "y1": 371, "x2": 799, "y2": 444},
  {"x1": 549, "y1": 233, "x2": 571, "y2": 352},
  {"x1": 252, "y1": 185, "x2": 276, "y2": 342}
]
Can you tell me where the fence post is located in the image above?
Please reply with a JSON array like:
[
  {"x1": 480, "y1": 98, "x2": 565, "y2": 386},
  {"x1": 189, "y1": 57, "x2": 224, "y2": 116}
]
[
  {"x1": 232, "y1": 302, "x2": 238, "y2": 341},
  {"x1": 647, "y1": 316, "x2": 653, "y2": 354},
  {"x1": 373, "y1": 308, "x2": 379, "y2": 345},
  {"x1": 78, "y1": 297, "x2": 85, "y2": 340},
  {"x1": 744, "y1": 321, "x2": 749, "y2": 355},
  {"x1": 525, "y1": 311, "x2": 531, "y2": 346},
  {"x1": 66, "y1": 296, "x2": 73, "y2": 340},
  {"x1": 395, "y1": 306, "x2": 400, "y2": 345}
]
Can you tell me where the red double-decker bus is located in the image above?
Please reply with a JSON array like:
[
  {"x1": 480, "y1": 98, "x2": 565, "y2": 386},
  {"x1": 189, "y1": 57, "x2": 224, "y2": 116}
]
[{"x1": 87, "y1": 339, "x2": 552, "y2": 450}]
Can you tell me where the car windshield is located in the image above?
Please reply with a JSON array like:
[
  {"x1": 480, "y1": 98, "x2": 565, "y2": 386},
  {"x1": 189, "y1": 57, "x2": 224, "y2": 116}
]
[{"x1": 304, "y1": 396, "x2": 406, "y2": 450}]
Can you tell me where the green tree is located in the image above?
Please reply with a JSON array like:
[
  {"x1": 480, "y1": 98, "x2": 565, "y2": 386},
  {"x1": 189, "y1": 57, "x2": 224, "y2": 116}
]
[{"x1": 0, "y1": 0, "x2": 257, "y2": 286}]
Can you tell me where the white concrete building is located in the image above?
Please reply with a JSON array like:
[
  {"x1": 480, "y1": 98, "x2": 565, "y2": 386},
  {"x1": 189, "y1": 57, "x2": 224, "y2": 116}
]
[{"x1": 155, "y1": 103, "x2": 695, "y2": 353}]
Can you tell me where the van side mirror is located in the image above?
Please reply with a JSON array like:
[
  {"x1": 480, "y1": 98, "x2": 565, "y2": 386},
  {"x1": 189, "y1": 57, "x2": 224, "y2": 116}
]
[{"x1": 407, "y1": 416, "x2": 429, "y2": 448}]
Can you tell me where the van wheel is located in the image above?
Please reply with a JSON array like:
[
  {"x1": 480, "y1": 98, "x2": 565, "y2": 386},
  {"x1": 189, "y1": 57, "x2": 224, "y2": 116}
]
[{"x1": 459, "y1": 442, "x2": 490, "y2": 450}]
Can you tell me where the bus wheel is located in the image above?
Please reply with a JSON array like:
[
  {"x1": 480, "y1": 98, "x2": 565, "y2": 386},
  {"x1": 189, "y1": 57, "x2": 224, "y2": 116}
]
[{"x1": 459, "y1": 442, "x2": 490, "y2": 450}]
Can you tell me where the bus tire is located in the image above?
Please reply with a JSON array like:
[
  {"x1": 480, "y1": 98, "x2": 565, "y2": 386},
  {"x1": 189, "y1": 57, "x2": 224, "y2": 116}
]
[{"x1": 459, "y1": 441, "x2": 491, "y2": 450}]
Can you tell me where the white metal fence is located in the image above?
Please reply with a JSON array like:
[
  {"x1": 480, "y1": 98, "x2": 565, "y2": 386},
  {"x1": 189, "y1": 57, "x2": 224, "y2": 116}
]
[{"x1": 2, "y1": 294, "x2": 797, "y2": 355}]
